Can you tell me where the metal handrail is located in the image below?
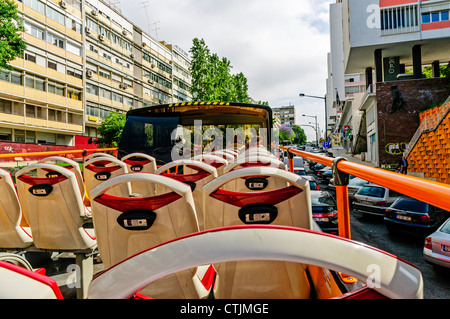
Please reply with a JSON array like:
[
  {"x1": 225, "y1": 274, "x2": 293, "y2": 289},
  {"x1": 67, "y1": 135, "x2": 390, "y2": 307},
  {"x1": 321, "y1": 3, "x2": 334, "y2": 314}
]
[
  {"x1": 279, "y1": 146, "x2": 450, "y2": 239},
  {"x1": 0, "y1": 148, "x2": 118, "y2": 160}
]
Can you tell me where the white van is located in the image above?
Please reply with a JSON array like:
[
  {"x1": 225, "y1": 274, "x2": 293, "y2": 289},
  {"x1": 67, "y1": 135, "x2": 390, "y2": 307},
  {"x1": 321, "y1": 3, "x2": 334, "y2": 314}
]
[{"x1": 283, "y1": 156, "x2": 304, "y2": 169}]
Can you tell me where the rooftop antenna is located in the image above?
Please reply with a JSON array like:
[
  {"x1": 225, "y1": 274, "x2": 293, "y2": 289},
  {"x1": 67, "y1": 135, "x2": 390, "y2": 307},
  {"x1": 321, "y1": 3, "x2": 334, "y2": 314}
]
[
  {"x1": 139, "y1": 1, "x2": 152, "y2": 35},
  {"x1": 151, "y1": 21, "x2": 160, "y2": 40}
]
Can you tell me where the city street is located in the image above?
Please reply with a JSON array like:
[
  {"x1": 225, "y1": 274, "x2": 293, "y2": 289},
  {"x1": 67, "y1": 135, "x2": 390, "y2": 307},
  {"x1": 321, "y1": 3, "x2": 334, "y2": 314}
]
[{"x1": 313, "y1": 150, "x2": 450, "y2": 299}]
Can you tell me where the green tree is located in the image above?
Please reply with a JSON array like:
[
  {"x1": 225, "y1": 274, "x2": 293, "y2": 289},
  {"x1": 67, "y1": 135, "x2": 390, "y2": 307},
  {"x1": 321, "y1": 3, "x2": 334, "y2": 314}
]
[
  {"x1": 189, "y1": 38, "x2": 251, "y2": 103},
  {"x1": 292, "y1": 125, "x2": 307, "y2": 145},
  {"x1": 278, "y1": 124, "x2": 294, "y2": 143},
  {"x1": 96, "y1": 111, "x2": 126, "y2": 147},
  {"x1": 0, "y1": 0, "x2": 26, "y2": 70}
]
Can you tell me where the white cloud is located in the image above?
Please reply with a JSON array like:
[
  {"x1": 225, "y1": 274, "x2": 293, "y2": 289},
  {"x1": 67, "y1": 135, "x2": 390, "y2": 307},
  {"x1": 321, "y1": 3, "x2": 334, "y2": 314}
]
[{"x1": 119, "y1": 0, "x2": 333, "y2": 140}]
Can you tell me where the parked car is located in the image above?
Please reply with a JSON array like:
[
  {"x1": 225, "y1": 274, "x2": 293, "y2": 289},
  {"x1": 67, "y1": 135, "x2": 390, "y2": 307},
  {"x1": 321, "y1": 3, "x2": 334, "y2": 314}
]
[
  {"x1": 328, "y1": 177, "x2": 370, "y2": 204},
  {"x1": 293, "y1": 167, "x2": 307, "y2": 176},
  {"x1": 384, "y1": 196, "x2": 450, "y2": 236},
  {"x1": 310, "y1": 190, "x2": 338, "y2": 234},
  {"x1": 318, "y1": 168, "x2": 333, "y2": 183},
  {"x1": 353, "y1": 184, "x2": 402, "y2": 216},
  {"x1": 303, "y1": 175, "x2": 320, "y2": 191},
  {"x1": 424, "y1": 217, "x2": 450, "y2": 268},
  {"x1": 311, "y1": 163, "x2": 327, "y2": 175}
]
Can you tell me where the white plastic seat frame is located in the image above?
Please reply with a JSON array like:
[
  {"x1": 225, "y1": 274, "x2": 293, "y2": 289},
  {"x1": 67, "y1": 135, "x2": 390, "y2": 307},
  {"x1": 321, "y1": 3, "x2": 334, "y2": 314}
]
[
  {"x1": 223, "y1": 155, "x2": 287, "y2": 174},
  {"x1": 83, "y1": 152, "x2": 116, "y2": 163},
  {"x1": 203, "y1": 166, "x2": 313, "y2": 298},
  {"x1": 15, "y1": 163, "x2": 96, "y2": 298},
  {"x1": 38, "y1": 156, "x2": 85, "y2": 199},
  {"x1": 84, "y1": 156, "x2": 131, "y2": 200},
  {"x1": 89, "y1": 173, "x2": 204, "y2": 298},
  {"x1": 15, "y1": 163, "x2": 96, "y2": 251},
  {"x1": 121, "y1": 153, "x2": 157, "y2": 196},
  {"x1": 0, "y1": 260, "x2": 63, "y2": 299},
  {"x1": 191, "y1": 154, "x2": 229, "y2": 175},
  {"x1": 87, "y1": 225, "x2": 424, "y2": 299},
  {"x1": 208, "y1": 150, "x2": 235, "y2": 162},
  {"x1": 155, "y1": 159, "x2": 218, "y2": 230},
  {"x1": 0, "y1": 169, "x2": 33, "y2": 249}
]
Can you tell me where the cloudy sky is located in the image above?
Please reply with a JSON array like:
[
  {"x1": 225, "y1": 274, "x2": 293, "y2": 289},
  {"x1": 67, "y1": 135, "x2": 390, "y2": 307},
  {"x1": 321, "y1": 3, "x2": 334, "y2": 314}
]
[{"x1": 119, "y1": 0, "x2": 334, "y2": 141}]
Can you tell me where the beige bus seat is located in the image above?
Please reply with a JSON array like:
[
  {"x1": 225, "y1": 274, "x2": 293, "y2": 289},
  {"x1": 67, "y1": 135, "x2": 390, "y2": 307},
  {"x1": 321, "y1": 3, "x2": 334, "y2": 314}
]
[
  {"x1": 155, "y1": 160, "x2": 218, "y2": 230},
  {"x1": 203, "y1": 166, "x2": 313, "y2": 299},
  {"x1": 209, "y1": 150, "x2": 235, "y2": 162},
  {"x1": 84, "y1": 157, "x2": 131, "y2": 201},
  {"x1": 192, "y1": 154, "x2": 228, "y2": 175},
  {"x1": 0, "y1": 260, "x2": 63, "y2": 299},
  {"x1": 90, "y1": 173, "x2": 203, "y2": 298},
  {"x1": 84, "y1": 152, "x2": 116, "y2": 162},
  {"x1": 15, "y1": 163, "x2": 96, "y2": 251},
  {"x1": 224, "y1": 155, "x2": 286, "y2": 174},
  {"x1": 39, "y1": 156, "x2": 85, "y2": 199},
  {"x1": 0, "y1": 169, "x2": 33, "y2": 249},
  {"x1": 121, "y1": 153, "x2": 157, "y2": 197}
]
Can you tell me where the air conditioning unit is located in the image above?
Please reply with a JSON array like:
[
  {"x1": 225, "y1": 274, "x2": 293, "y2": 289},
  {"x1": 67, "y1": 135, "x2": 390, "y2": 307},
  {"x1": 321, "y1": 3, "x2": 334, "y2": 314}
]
[
  {"x1": 86, "y1": 70, "x2": 93, "y2": 78},
  {"x1": 92, "y1": 9, "x2": 98, "y2": 16},
  {"x1": 151, "y1": 64, "x2": 156, "y2": 69},
  {"x1": 122, "y1": 29, "x2": 128, "y2": 36},
  {"x1": 148, "y1": 79, "x2": 154, "y2": 85},
  {"x1": 60, "y1": 0, "x2": 67, "y2": 9},
  {"x1": 98, "y1": 34, "x2": 105, "y2": 41},
  {"x1": 120, "y1": 83, "x2": 127, "y2": 89},
  {"x1": 85, "y1": 26, "x2": 91, "y2": 34},
  {"x1": 130, "y1": 53, "x2": 135, "y2": 59},
  {"x1": 142, "y1": 42, "x2": 147, "y2": 47}
]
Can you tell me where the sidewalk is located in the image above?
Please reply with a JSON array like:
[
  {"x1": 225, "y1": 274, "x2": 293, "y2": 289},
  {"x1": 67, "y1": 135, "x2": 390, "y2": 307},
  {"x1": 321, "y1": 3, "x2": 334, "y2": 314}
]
[{"x1": 328, "y1": 147, "x2": 378, "y2": 168}]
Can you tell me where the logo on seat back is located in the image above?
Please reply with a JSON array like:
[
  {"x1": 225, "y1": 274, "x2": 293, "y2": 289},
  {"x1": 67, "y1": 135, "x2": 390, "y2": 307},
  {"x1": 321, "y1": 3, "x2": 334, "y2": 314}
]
[
  {"x1": 245, "y1": 178, "x2": 268, "y2": 191},
  {"x1": 94, "y1": 172, "x2": 111, "y2": 181},
  {"x1": 116, "y1": 210, "x2": 156, "y2": 230},
  {"x1": 29, "y1": 184, "x2": 53, "y2": 196},
  {"x1": 238, "y1": 204, "x2": 278, "y2": 225}
]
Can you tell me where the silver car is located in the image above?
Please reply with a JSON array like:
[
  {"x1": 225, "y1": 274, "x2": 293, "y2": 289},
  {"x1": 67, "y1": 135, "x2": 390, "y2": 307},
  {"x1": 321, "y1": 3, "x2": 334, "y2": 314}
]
[
  {"x1": 328, "y1": 177, "x2": 369, "y2": 204},
  {"x1": 424, "y1": 217, "x2": 450, "y2": 268},
  {"x1": 353, "y1": 184, "x2": 402, "y2": 216}
]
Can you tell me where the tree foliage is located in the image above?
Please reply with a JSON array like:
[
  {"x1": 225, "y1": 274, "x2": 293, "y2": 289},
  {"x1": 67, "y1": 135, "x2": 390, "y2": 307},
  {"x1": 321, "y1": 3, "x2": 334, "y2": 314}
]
[
  {"x1": 190, "y1": 38, "x2": 252, "y2": 103},
  {"x1": 96, "y1": 111, "x2": 126, "y2": 147},
  {"x1": 0, "y1": 0, "x2": 26, "y2": 70},
  {"x1": 292, "y1": 125, "x2": 307, "y2": 145},
  {"x1": 278, "y1": 124, "x2": 294, "y2": 142}
]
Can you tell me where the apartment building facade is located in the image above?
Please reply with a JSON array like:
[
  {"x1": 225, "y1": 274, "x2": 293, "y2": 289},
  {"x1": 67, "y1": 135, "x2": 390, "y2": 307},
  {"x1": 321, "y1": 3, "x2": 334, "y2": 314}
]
[
  {"x1": 328, "y1": 0, "x2": 450, "y2": 167},
  {"x1": 0, "y1": 0, "x2": 192, "y2": 155},
  {"x1": 272, "y1": 105, "x2": 296, "y2": 127}
]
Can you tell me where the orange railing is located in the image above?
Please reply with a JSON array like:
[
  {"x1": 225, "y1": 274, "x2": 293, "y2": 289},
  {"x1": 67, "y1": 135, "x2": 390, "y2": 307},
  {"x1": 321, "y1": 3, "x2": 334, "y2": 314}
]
[
  {"x1": 0, "y1": 148, "x2": 118, "y2": 162},
  {"x1": 279, "y1": 146, "x2": 450, "y2": 240}
]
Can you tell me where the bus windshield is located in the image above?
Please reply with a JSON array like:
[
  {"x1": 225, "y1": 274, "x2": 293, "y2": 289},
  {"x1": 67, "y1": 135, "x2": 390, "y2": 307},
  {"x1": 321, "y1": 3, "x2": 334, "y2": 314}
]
[{"x1": 118, "y1": 102, "x2": 273, "y2": 165}]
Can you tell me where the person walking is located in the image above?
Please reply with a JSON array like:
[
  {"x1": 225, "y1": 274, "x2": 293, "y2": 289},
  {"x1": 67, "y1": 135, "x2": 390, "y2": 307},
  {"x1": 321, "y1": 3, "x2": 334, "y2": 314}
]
[{"x1": 399, "y1": 155, "x2": 408, "y2": 174}]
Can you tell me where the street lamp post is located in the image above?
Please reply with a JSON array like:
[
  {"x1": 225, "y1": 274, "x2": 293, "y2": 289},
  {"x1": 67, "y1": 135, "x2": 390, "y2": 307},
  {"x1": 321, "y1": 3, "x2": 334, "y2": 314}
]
[
  {"x1": 299, "y1": 93, "x2": 327, "y2": 145},
  {"x1": 302, "y1": 114, "x2": 318, "y2": 147}
]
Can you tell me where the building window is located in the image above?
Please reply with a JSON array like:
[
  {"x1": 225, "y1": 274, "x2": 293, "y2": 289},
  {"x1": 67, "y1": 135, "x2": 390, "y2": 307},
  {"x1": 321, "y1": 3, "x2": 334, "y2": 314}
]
[
  {"x1": 48, "y1": 80, "x2": 65, "y2": 96},
  {"x1": 23, "y1": 0, "x2": 46, "y2": 15},
  {"x1": 67, "y1": 86, "x2": 82, "y2": 100},
  {"x1": 86, "y1": 83, "x2": 99, "y2": 96},
  {"x1": 48, "y1": 60, "x2": 57, "y2": 70},
  {"x1": 25, "y1": 73, "x2": 45, "y2": 91},
  {"x1": 15, "y1": 130, "x2": 25, "y2": 143},
  {"x1": 422, "y1": 10, "x2": 450, "y2": 23},
  {"x1": 47, "y1": 32, "x2": 64, "y2": 49},
  {"x1": 47, "y1": 6, "x2": 65, "y2": 25}
]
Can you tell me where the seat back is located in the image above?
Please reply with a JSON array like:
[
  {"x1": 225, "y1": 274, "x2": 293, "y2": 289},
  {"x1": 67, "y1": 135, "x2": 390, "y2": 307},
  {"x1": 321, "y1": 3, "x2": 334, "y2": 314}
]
[
  {"x1": 84, "y1": 152, "x2": 116, "y2": 162},
  {"x1": 224, "y1": 155, "x2": 286, "y2": 174},
  {"x1": 192, "y1": 154, "x2": 229, "y2": 176},
  {"x1": 209, "y1": 150, "x2": 235, "y2": 162},
  {"x1": 155, "y1": 160, "x2": 218, "y2": 230},
  {"x1": 15, "y1": 164, "x2": 96, "y2": 251},
  {"x1": 121, "y1": 153, "x2": 157, "y2": 197},
  {"x1": 84, "y1": 156, "x2": 131, "y2": 200},
  {"x1": 203, "y1": 166, "x2": 313, "y2": 298},
  {"x1": 90, "y1": 173, "x2": 200, "y2": 298},
  {"x1": 0, "y1": 260, "x2": 63, "y2": 299},
  {"x1": 0, "y1": 169, "x2": 33, "y2": 249},
  {"x1": 39, "y1": 156, "x2": 84, "y2": 199}
]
